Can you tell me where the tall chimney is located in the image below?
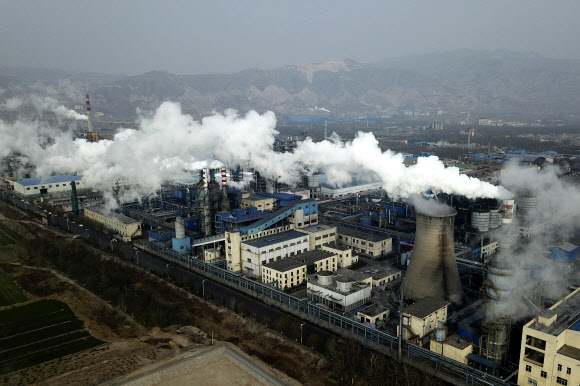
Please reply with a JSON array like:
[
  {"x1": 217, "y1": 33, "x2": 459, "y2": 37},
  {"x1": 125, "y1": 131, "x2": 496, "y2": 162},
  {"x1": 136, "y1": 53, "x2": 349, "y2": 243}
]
[
  {"x1": 70, "y1": 180, "x2": 79, "y2": 214},
  {"x1": 85, "y1": 94, "x2": 93, "y2": 133},
  {"x1": 221, "y1": 167, "x2": 230, "y2": 211},
  {"x1": 401, "y1": 206, "x2": 464, "y2": 303}
]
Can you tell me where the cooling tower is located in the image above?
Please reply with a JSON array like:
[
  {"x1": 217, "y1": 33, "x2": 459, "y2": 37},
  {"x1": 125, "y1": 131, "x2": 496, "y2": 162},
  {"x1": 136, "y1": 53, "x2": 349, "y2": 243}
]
[{"x1": 402, "y1": 206, "x2": 464, "y2": 303}]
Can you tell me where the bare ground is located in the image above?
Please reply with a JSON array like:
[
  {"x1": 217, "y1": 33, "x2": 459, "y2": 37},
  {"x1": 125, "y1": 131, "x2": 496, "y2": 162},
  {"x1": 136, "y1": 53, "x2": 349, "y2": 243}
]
[{"x1": 0, "y1": 201, "x2": 333, "y2": 385}]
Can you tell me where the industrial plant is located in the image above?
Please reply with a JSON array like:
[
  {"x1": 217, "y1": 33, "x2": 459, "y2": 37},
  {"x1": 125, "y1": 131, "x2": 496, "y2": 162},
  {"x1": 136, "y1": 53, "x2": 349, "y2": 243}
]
[{"x1": 3, "y1": 94, "x2": 580, "y2": 386}]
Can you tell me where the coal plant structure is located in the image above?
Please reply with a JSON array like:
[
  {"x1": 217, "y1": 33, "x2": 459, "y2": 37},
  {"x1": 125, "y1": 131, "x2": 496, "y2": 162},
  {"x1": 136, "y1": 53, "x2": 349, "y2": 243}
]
[{"x1": 402, "y1": 205, "x2": 464, "y2": 303}]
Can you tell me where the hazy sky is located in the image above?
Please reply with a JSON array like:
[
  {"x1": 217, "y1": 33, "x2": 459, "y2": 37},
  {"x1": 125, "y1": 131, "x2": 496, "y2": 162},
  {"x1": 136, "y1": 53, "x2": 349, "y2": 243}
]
[{"x1": 1, "y1": 0, "x2": 579, "y2": 75}]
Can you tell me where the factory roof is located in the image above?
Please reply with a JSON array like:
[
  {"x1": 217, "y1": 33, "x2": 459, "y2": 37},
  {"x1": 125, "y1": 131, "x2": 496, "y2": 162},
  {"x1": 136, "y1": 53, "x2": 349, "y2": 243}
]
[
  {"x1": 337, "y1": 262, "x2": 400, "y2": 282},
  {"x1": 358, "y1": 304, "x2": 388, "y2": 317},
  {"x1": 263, "y1": 259, "x2": 303, "y2": 273},
  {"x1": 323, "y1": 243, "x2": 349, "y2": 251},
  {"x1": 444, "y1": 335, "x2": 472, "y2": 350},
  {"x1": 557, "y1": 345, "x2": 580, "y2": 361},
  {"x1": 337, "y1": 226, "x2": 391, "y2": 242},
  {"x1": 527, "y1": 287, "x2": 580, "y2": 336},
  {"x1": 555, "y1": 242, "x2": 578, "y2": 252},
  {"x1": 297, "y1": 224, "x2": 335, "y2": 233},
  {"x1": 264, "y1": 250, "x2": 335, "y2": 272},
  {"x1": 308, "y1": 277, "x2": 369, "y2": 295},
  {"x1": 241, "y1": 230, "x2": 307, "y2": 249},
  {"x1": 86, "y1": 206, "x2": 141, "y2": 225},
  {"x1": 15, "y1": 174, "x2": 83, "y2": 187},
  {"x1": 403, "y1": 297, "x2": 450, "y2": 319},
  {"x1": 243, "y1": 194, "x2": 273, "y2": 202}
]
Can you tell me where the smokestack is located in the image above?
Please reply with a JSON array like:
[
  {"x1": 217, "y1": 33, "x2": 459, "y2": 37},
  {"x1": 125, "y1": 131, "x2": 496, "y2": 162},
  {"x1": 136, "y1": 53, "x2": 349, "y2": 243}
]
[
  {"x1": 324, "y1": 120, "x2": 328, "y2": 141},
  {"x1": 401, "y1": 206, "x2": 464, "y2": 303},
  {"x1": 70, "y1": 180, "x2": 79, "y2": 214},
  {"x1": 85, "y1": 94, "x2": 99, "y2": 143},
  {"x1": 202, "y1": 168, "x2": 212, "y2": 236},
  {"x1": 85, "y1": 94, "x2": 93, "y2": 133},
  {"x1": 221, "y1": 167, "x2": 230, "y2": 211}
]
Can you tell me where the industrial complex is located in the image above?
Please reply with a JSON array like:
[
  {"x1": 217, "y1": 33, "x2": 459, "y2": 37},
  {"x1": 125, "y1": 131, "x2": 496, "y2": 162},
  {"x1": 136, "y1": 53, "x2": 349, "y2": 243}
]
[{"x1": 4, "y1": 96, "x2": 580, "y2": 386}]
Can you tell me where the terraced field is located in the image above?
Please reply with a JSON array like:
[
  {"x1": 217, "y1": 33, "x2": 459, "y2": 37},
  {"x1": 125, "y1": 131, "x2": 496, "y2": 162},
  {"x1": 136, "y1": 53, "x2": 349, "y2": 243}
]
[{"x1": 0, "y1": 299, "x2": 104, "y2": 375}]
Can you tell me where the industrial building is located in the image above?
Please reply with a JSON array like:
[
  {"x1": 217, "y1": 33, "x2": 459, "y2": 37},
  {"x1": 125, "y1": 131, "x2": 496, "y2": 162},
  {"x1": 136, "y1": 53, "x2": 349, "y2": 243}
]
[
  {"x1": 430, "y1": 335, "x2": 473, "y2": 365},
  {"x1": 295, "y1": 224, "x2": 337, "y2": 250},
  {"x1": 84, "y1": 205, "x2": 142, "y2": 241},
  {"x1": 320, "y1": 182, "x2": 383, "y2": 198},
  {"x1": 337, "y1": 265, "x2": 401, "y2": 289},
  {"x1": 11, "y1": 175, "x2": 84, "y2": 196},
  {"x1": 336, "y1": 226, "x2": 392, "y2": 258},
  {"x1": 321, "y1": 243, "x2": 356, "y2": 268},
  {"x1": 402, "y1": 297, "x2": 450, "y2": 344},
  {"x1": 307, "y1": 271, "x2": 371, "y2": 312},
  {"x1": 356, "y1": 304, "x2": 389, "y2": 327},
  {"x1": 261, "y1": 250, "x2": 337, "y2": 289},
  {"x1": 239, "y1": 230, "x2": 310, "y2": 278},
  {"x1": 518, "y1": 287, "x2": 580, "y2": 386}
]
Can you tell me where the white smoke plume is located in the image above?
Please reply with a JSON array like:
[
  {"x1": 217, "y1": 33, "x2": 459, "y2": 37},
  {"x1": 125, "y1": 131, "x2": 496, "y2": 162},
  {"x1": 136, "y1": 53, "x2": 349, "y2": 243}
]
[
  {"x1": 30, "y1": 96, "x2": 87, "y2": 121},
  {"x1": 2, "y1": 101, "x2": 508, "y2": 204},
  {"x1": 0, "y1": 97, "x2": 23, "y2": 111},
  {"x1": 486, "y1": 162, "x2": 580, "y2": 319}
]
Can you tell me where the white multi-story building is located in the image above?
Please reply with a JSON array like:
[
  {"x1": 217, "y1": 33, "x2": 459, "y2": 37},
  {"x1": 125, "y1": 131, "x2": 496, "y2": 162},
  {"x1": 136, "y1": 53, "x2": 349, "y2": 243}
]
[
  {"x1": 307, "y1": 272, "x2": 371, "y2": 313},
  {"x1": 12, "y1": 175, "x2": 85, "y2": 196},
  {"x1": 84, "y1": 206, "x2": 142, "y2": 242},
  {"x1": 240, "y1": 230, "x2": 309, "y2": 278},
  {"x1": 296, "y1": 224, "x2": 337, "y2": 250}
]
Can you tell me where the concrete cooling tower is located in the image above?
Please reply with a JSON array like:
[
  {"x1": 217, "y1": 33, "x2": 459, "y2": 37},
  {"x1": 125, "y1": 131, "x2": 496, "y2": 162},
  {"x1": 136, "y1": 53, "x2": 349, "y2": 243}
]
[{"x1": 402, "y1": 206, "x2": 464, "y2": 303}]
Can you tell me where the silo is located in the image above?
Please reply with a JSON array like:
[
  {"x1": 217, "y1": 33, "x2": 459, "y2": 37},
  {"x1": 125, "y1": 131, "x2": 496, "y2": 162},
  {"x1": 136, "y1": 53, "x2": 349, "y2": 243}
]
[
  {"x1": 500, "y1": 199, "x2": 515, "y2": 224},
  {"x1": 401, "y1": 206, "x2": 464, "y2": 303},
  {"x1": 317, "y1": 271, "x2": 333, "y2": 286},
  {"x1": 175, "y1": 217, "x2": 185, "y2": 240},
  {"x1": 484, "y1": 256, "x2": 515, "y2": 316},
  {"x1": 489, "y1": 209, "x2": 501, "y2": 229},
  {"x1": 471, "y1": 210, "x2": 490, "y2": 232},
  {"x1": 336, "y1": 276, "x2": 353, "y2": 292},
  {"x1": 518, "y1": 196, "x2": 537, "y2": 213},
  {"x1": 400, "y1": 252, "x2": 407, "y2": 266},
  {"x1": 480, "y1": 317, "x2": 511, "y2": 364}
]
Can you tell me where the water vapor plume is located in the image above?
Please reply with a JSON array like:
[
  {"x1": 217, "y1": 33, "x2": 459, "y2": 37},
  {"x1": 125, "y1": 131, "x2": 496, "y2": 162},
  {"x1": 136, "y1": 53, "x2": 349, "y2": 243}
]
[
  {"x1": 487, "y1": 162, "x2": 580, "y2": 319},
  {"x1": 2, "y1": 100, "x2": 509, "y2": 205}
]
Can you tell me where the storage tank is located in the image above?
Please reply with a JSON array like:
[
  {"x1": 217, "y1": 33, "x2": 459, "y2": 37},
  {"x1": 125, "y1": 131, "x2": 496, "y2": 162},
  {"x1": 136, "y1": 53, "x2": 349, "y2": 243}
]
[
  {"x1": 336, "y1": 276, "x2": 353, "y2": 292},
  {"x1": 175, "y1": 217, "x2": 185, "y2": 240},
  {"x1": 480, "y1": 317, "x2": 511, "y2": 364},
  {"x1": 434, "y1": 321, "x2": 447, "y2": 342},
  {"x1": 360, "y1": 216, "x2": 372, "y2": 226},
  {"x1": 401, "y1": 205, "x2": 464, "y2": 303},
  {"x1": 489, "y1": 209, "x2": 501, "y2": 229},
  {"x1": 500, "y1": 199, "x2": 515, "y2": 224},
  {"x1": 400, "y1": 252, "x2": 407, "y2": 266},
  {"x1": 484, "y1": 256, "x2": 515, "y2": 316},
  {"x1": 317, "y1": 271, "x2": 333, "y2": 286},
  {"x1": 518, "y1": 196, "x2": 537, "y2": 213},
  {"x1": 471, "y1": 210, "x2": 490, "y2": 232},
  {"x1": 307, "y1": 174, "x2": 320, "y2": 188}
]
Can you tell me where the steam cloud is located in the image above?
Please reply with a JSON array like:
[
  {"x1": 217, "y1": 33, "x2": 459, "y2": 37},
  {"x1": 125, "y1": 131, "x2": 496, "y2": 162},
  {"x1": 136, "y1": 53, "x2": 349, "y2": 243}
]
[
  {"x1": 1, "y1": 101, "x2": 509, "y2": 204},
  {"x1": 487, "y1": 163, "x2": 580, "y2": 319}
]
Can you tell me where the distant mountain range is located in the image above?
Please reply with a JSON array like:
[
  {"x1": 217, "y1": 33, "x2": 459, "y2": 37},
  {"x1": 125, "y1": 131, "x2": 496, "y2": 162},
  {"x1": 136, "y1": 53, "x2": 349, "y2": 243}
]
[{"x1": 1, "y1": 49, "x2": 580, "y2": 120}]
